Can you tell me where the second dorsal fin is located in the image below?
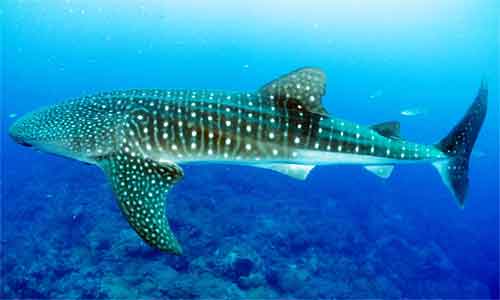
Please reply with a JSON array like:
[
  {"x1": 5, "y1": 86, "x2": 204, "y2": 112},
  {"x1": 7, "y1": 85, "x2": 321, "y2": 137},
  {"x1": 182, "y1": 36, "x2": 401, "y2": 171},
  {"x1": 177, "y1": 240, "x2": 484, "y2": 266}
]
[
  {"x1": 371, "y1": 121, "x2": 401, "y2": 139},
  {"x1": 259, "y1": 67, "x2": 329, "y2": 116}
]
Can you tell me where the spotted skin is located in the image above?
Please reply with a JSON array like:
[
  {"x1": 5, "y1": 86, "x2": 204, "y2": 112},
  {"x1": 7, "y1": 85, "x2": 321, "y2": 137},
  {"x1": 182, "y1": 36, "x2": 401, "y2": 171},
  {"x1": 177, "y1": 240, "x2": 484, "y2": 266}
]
[
  {"x1": 9, "y1": 68, "x2": 487, "y2": 254},
  {"x1": 99, "y1": 153, "x2": 183, "y2": 254}
]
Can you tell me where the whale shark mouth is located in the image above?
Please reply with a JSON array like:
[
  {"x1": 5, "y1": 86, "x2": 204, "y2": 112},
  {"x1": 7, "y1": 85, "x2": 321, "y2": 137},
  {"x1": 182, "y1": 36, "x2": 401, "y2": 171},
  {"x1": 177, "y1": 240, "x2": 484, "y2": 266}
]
[{"x1": 18, "y1": 141, "x2": 33, "y2": 147}]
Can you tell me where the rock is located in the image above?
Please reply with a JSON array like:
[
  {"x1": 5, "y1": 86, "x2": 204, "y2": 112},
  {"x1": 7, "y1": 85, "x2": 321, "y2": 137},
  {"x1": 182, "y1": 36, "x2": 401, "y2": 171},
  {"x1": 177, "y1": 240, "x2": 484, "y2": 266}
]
[
  {"x1": 275, "y1": 264, "x2": 310, "y2": 293},
  {"x1": 211, "y1": 242, "x2": 264, "y2": 282},
  {"x1": 238, "y1": 273, "x2": 266, "y2": 290}
]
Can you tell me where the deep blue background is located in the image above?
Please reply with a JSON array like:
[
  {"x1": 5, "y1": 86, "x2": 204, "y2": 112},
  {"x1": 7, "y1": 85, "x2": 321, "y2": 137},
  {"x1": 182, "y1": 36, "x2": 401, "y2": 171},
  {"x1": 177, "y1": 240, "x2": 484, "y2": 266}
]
[{"x1": 2, "y1": 1, "x2": 498, "y2": 298}]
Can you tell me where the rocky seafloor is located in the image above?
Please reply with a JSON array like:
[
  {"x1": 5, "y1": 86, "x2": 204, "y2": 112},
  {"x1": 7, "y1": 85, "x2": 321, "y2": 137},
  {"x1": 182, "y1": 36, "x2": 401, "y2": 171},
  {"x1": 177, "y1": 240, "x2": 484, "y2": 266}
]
[{"x1": 1, "y1": 157, "x2": 498, "y2": 299}]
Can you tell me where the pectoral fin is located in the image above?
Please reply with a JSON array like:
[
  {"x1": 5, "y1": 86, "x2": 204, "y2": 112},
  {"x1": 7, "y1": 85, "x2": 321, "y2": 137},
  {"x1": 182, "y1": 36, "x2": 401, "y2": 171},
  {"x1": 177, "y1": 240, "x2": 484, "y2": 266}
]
[{"x1": 98, "y1": 152, "x2": 184, "y2": 255}]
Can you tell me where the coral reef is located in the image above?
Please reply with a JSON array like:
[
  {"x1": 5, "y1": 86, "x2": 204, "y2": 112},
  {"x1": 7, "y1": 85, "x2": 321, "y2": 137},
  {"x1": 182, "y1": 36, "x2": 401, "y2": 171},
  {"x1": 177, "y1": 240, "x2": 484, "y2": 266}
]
[{"x1": 1, "y1": 161, "x2": 497, "y2": 299}]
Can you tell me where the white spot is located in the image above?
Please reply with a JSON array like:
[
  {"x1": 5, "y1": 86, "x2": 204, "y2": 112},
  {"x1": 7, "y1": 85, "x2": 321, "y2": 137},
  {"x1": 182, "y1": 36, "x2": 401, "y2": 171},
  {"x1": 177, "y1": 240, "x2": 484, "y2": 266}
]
[
  {"x1": 245, "y1": 144, "x2": 252, "y2": 151},
  {"x1": 225, "y1": 138, "x2": 231, "y2": 145},
  {"x1": 225, "y1": 120, "x2": 231, "y2": 127},
  {"x1": 171, "y1": 144, "x2": 178, "y2": 151},
  {"x1": 190, "y1": 143, "x2": 196, "y2": 149},
  {"x1": 191, "y1": 130, "x2": 197, "y2": 137},
  {"x1": 314, "y1": 142, "x2": 320, "y2": 149},
  {"x1": 294, "y1": 137, "x2": 300, "y2": 144},
  {"x1": 269, "y1": 132, "x2": 275, "y2": 139},
  {"x1": 272, "y1": 149, "x2": 278, "y2": 155},
  {"x1": 246, "y1": 125, "x2": 252, "y2": 132}
]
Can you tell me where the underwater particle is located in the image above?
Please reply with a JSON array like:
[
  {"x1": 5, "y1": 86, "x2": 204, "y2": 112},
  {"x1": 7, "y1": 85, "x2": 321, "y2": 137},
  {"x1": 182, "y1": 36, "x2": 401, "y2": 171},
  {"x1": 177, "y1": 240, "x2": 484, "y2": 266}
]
[
  {"x1": 369, "y1": 89, "x2": 383, "y2": 100},
  {"x1": 8, "y1": 113, "x2": 17, "y2": 119},
  {"x1": 471, "y1": 150, "x2": 486, "y2": 159},
  {"x1": 242, "y1": 64, "x2": 249, "y2": 69}
]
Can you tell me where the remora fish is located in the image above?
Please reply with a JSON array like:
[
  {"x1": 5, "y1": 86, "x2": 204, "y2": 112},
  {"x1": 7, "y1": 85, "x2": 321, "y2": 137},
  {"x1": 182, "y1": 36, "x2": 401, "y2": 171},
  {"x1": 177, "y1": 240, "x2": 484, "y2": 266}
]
[{"x1": 9, "y1": 68, "x2": 488, "y2": 254}]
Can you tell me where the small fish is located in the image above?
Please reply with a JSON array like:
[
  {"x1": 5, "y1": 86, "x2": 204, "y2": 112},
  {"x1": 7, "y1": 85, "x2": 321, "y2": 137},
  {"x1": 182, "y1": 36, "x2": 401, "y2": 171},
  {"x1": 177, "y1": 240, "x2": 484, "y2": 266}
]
[{"x1": 400, "y1": 107, "x2": 427, "y2": 117}]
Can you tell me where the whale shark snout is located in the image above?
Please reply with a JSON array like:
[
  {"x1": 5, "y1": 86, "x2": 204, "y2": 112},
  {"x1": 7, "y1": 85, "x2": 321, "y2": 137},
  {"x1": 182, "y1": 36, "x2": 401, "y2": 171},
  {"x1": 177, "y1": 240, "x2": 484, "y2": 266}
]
[{"x1": 9, "y1": 117, "x2": 33, "y2": 147}]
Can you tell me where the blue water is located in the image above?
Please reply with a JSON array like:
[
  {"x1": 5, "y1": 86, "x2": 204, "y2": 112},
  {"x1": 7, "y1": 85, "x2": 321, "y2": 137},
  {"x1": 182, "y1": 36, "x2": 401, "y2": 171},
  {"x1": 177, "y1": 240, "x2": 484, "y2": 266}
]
[{"x1": 2, "y1": 1, "x2": 499, "y2": 298}]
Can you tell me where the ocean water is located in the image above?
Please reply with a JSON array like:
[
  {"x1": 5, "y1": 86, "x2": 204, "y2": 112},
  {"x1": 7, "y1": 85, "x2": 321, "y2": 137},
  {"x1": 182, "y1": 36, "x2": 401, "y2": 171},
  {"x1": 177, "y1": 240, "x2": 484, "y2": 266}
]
[{"x1": 1, "y1": 1, "x2": 499, "y2": 298}]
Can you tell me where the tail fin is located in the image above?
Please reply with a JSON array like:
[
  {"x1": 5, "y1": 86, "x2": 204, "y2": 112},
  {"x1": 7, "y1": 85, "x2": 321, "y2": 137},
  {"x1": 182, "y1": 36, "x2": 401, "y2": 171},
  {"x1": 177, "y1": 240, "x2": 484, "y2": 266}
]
[{"x1": 433, "y1": 81, "x2": 488, "y2": 208}]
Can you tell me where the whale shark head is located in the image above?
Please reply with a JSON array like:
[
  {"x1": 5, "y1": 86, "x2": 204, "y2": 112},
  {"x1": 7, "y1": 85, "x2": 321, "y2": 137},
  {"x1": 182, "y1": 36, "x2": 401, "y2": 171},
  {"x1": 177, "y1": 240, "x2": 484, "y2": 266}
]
[
  {"x1": 9, "y1": 100, "x2": 120, "y2": 163},
  {"x1": 10, "y1": 106, "x2": 73, "y2": 153}
]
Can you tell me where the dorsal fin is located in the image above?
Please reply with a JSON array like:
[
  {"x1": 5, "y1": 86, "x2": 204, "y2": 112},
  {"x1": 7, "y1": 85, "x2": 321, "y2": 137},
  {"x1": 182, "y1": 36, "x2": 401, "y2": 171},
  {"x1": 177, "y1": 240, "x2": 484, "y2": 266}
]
[
  {"x1": 259, "y1": 67, "x2": 328, "y2": 116},
  {"x1": 371, "y1": 121, "x2": 401, "y2": 139}
]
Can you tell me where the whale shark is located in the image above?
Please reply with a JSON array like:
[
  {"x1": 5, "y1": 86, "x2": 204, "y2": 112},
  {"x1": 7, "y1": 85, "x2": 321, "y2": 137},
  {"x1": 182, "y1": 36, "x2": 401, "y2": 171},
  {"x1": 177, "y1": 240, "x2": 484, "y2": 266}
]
[{"x1": 9, "y1": 68, "x2": 488, "y2": 255}]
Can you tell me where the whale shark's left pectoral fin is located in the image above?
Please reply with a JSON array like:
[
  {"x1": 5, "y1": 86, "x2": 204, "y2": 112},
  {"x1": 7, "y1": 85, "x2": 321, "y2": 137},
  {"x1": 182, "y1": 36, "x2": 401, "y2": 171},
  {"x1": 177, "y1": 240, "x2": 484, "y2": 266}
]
[{"x1": 98, "y1": 153, "x2": 184, "y2": 255}]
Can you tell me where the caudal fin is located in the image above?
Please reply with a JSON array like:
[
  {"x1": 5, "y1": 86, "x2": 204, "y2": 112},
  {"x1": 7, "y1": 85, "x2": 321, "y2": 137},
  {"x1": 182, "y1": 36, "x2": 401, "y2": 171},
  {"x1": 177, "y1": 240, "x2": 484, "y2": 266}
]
[{"x1": 433, "y1": 81, "x2": 488, "y2": 208}]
